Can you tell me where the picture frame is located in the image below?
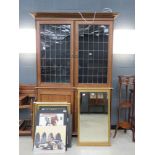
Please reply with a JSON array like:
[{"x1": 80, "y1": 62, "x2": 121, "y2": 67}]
[
  {"x1": 97, "y1": 92, "x2": 104, "y2": 99},
  {"x1": 35, "y1": 109, "x2": 68, "y2": 150},
  {"x1": 67, "y1": 114, "x2": 72, "y2": 148},
  {"x1": 34, "y1": 102, "x2": 71, "y2": 113},
  {"x1": 37, "y1": 108, "x2": 73, "y2": 148},
  {"x1": 39, "y1": 106, "x2": 68, "y2": 113},
  {"x1": 33, "y1": 102, "x2": 72, "y2": 148},
  {"x1": 90, "y1": 93, "x2": 96, "y2": 99},
  {"x1": 36, "y1": 110, "x2": 68, "y2": 126},
  {"x1": 33, "y1": 126, "x2": 66, "y2": 153}
]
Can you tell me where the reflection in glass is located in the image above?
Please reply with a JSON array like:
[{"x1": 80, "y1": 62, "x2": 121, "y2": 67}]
[
  {"x1": 78, "y1": 25, "x2": 109, "y2": 84},
  {"x1": 79, "y1": 92, "x2": 109, "y2": 142},
  {"x1": 40, "y1": 24, "x2": 71, "y2": 83}
]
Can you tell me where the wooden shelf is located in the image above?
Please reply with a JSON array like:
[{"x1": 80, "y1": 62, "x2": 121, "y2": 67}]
[
  {"x1": 19, "y1": 84, "x2": 36, "y2": 137},
  {"x1": 19, "y1": 120, "x2": 32, "y2": 136},
  {"x1": 19, "y1": 95, "x2": 27, "y2": 101},
  {"x1": 19, "y1": 105, "x2": 31, "y2": 109},
  {"x1": 19, "y1": 94, "x2": 33, "y2": 109},
  {"x1": 19, "y1": 95, "x2": 32, "y2": 136},
  {"x1": 119, "y1": 101, "x2": 132, "y2": 108},
  {"x1": 19, "y1": 130, "x2": 31, "y2": 136},
  {"x1": 118, "y1": 121, "x2": 132, "y2": 129}
]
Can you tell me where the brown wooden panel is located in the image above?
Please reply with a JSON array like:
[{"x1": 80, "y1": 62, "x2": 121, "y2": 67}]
[
  {"x1": 37, "y1": 88, "x2": 74, "y2": 112},
  {"x1": 19, "y1": 84, "x2": 36, "y2": 97},
  {"x1": 40, "y1": 94, "x2": 71, "y2": 103}
]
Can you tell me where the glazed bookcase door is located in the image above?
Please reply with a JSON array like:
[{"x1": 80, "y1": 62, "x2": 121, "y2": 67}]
[
  {"x1": 75, "y1": 21, "x2": 113, "y2": 87},
  {"x1": 36, "y1": 21, "x2": 74, "y2": 87}
]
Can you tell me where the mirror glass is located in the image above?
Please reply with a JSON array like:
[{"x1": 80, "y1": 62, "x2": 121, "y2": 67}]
[{"x1": 79, "y1": 91, "x2": 109, "y2": 144}]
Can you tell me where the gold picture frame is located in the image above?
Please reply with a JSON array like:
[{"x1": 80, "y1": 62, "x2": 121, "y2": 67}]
[{"x1": 32, "y1": 102, "x2": 71, "y2": 140}]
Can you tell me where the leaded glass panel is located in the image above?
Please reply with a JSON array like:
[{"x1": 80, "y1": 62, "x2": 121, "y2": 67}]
[
  {"x1": 40, "y1": 24, "x2": 71, "y2": 83},
  {"x1": 78, "y1": 25, "x2": 109, "y2": 83}
]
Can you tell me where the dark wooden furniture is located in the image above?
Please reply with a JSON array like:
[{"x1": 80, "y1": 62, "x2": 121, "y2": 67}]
[
  {"x1": 32, "y1": 12, "x2": 118, "y2": 135},
  {"x1": 19, "y1": 84, "x2": 36, "y2": 136},
  {"x1": 113, "y1": 75, "x2": 135, "y2": 141}
]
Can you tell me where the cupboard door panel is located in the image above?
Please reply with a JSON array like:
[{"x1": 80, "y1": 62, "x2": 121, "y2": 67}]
[
  {"x1": 75, "y1": 21, "x2": 113, "y2": 87},
  {"x1": 37, "y1": 21, "x2": 73, "y2": 87},
  {"x1": 37, "y1": 88, "x2": 73, "y2": 110},
  {"x1": 40, "y1": 94, "x2": 71, "y2": 103}
]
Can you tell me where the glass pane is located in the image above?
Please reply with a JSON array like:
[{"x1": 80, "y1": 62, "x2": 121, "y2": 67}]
[
  {"x1": 78, "y1": 25, "x2": 109, "y2": 84},
  {"x1": 40, "y1": 24, "x2": 71, "y2": 83},
  {"x1": 80, "y1": 92, "x2": 109, "y2": 142}
]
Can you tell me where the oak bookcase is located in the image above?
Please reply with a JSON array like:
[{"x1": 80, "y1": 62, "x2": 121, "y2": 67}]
[{"x1": 32, "y1": 12, "x2": 118, "y2": 135}]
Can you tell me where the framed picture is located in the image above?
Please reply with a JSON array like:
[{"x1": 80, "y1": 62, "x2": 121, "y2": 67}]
[
  {"x1": 35, "y1": 109, "x2": 68, "y2": 149},
  {"x1": 39, "y1": 113, "x2": 64, "y2": 126},
  {"x1": 90, "y1": 93, "x2": 97, "y2": 99},
  {"x1": 36, "y1": 110, "x2": 68, "y2": 126},
  {"x1": 67, "y1": 114, "x2": 72, "y2": 148},
  {"x1": 33, "y1": 102, "x2": 71, "y2": 148},
  {"x1": 39, "y1": 106, "x2": 68, "y2": 113},
  {"x1": 34, "y1": 102, "x2": 71, "y2": 113},
  {"x1": 33, "y1": 126, "x2": 66, "y2": 153},
  {"x1": 97, "y1": 92, "x2": 104, "y2": 99}
]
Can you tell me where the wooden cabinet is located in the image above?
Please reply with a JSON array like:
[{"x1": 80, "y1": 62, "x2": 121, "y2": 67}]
[{"x1": 32, "y1": 12, "x2": 118, "y2": 135}]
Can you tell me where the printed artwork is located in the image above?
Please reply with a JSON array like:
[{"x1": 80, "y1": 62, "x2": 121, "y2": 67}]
[
  {"x1": 97, "y1": 93, "x2": 104, "y2": 99},
  {"x1": 39, "y1": 113, "x2": 64, "y2": 126},
  {"x1": 90, "y1": 93, "x2": 96, "y2": 99},
  {"x1": 33, "y1": 126, "x2": 66, "y2": 153}
]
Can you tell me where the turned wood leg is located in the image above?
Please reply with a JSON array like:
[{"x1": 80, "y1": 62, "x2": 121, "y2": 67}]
[
  {"x1": 124, "y1": 129, "x2": 127, "y2": 133},
  {"x1": 132, "y1": 128, "x2": 135, "y2": 142},
  {"x1": 114, "y1": 107, "x2": 120, "y2": 138},
  {"x1": 113, "y1": 124, "x2": 119, "y2": 138}
]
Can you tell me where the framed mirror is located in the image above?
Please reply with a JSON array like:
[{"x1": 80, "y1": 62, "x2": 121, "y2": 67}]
[{"x1": 77, "y1": 88, "x2": 111, "y2": 146}]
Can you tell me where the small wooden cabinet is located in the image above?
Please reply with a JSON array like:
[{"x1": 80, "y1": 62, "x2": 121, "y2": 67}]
[{"x1": 32, "y1": 12, "x2": 118, "y2": 135}]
